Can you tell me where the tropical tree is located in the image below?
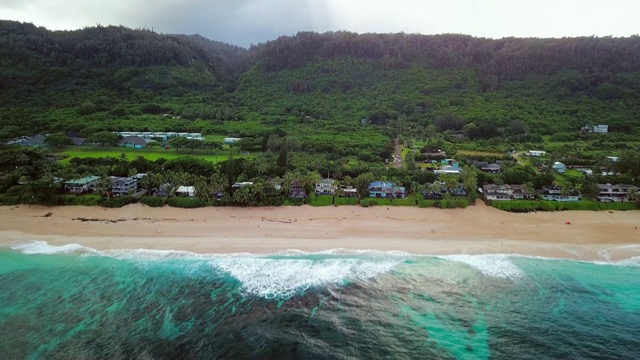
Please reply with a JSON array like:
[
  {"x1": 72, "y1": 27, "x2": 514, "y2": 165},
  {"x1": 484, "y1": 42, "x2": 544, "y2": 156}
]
[
  {"x1": 168, "y1": 137, "x2": 189, "y2": 152},
  {"x1": 45, "y1": 132, "x2": 72, "y2": 147},
  {"x1": 233, "y1": 186, "x2": 254, "y2": 206},
  {"x1": 354, "y1": 172, "x2": 374, "y2": 200},
  {"x1": 86, "y1": 131, "x2": 119, "y2": 147},
  {"x1": 303, "y1": 171, "x2": 322, "y2": 198},
  {"x1": 95, "y1": 176, "x2": 113, "y2": 198},
  {"x1": 201, "y1": 140, "x2": 223, "y2": 153},
  {"x1": 140, "y1": 173, "x2": 163, "y2": 195},
  {"x1": 522, "y1": 182, "x2": 535, "y2": 199},
  {"x1": 194, "y1": 176, "x2": 213, "y2": 201}
]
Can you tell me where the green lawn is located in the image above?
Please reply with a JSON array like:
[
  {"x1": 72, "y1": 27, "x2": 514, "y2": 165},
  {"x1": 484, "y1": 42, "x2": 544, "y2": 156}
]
[{"x1": 58, "y1": 146, "x2": 250, "y2": 163}]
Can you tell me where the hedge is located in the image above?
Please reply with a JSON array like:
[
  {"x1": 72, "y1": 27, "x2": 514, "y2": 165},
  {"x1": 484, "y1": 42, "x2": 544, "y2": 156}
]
[
  {"x1": 100, "y1": 195, "x2": 137, "y2": 208},
  {"x1": 166, "y1": 197, "x2": 207, "y2": 208},
  {"x1": 62, "y1": 194, "x2": 102, "y2": 206},
  {"x1": 140, "y1": 196, "x2": 166, "y2": 207},
  {"x1": 334, "y1": 197, "x2": 359, "y2": 206},
  {"x1": 0, "y1": 195, "x2": 21, "y2": 205},
  {"x1": 309, "y1": 196, "x2": 333, "y2": 207},
  {"x1": 491, "y1": 200, "x2": 640, "y2": 212}
]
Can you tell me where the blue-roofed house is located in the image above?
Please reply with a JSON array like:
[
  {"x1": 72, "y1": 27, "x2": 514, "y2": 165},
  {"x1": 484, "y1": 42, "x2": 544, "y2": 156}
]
[
  {"x1": 552, "y1": 162, "x2": 567, "y2": 173},
  {"x1": 368, "y1": 181, "x2": 407, "y2": 199}
]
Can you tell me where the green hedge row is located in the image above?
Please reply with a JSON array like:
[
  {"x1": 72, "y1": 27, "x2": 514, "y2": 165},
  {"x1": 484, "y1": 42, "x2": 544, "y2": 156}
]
[
  {"x1": 100, "y1": 196, "x2": 137, "y2": 208},
  {"x1": 418, "y1": 198, "x2": 469, "y2": 209},
  {"x1": 140, "y1": 196, "x2": 166, "y2": 207},
  {"x1": 309, "y1": 196, "x2": 333, "y2": 207},
  {"x1": 334, "y1": 197, "x2": 359, "y2": 206},
  {"x1": 166, "y1": 197, "x2": 207, "y2": 208},
  {"x1": 491, "y1": 200, "x2": 640, "y2": 212}
]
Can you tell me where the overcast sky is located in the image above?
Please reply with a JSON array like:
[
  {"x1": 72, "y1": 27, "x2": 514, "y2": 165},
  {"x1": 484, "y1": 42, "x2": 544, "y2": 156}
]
[{"x1": 2, "y1": 0, "x2": 639, "y2": 47}]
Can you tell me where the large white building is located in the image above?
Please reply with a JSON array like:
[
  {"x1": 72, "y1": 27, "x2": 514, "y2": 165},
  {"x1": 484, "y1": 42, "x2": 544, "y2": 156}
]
[{"x1": 315, "y1": 179, "x2": 337, "y2": 195}]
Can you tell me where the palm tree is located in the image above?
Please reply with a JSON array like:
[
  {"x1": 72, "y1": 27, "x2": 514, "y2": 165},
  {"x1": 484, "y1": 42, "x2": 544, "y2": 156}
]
[
  {"x1": 523, "y1": 182, "x2": 535, "y2": 199},
  {"x1": 282, "y1": 171, "x2": 298, "y2": 197},
  {"x1": 194, "y1": 176, "x2": 212, "y2": 201},
  {"x1": 233, "y1": 187, "x2": 253, "y2": 206},
  {"x1": 629, "y1": 187, "x2": 639, "y2": 203},
  {"x1": 95, "y1": 176, "x2": 113, "y2": 198},
  {"x1": 304, "y1": 171, "x2": 322, "y2": 199},
  {"x1": 250, "y1": 180, "x2": 267, "y2": 204}
]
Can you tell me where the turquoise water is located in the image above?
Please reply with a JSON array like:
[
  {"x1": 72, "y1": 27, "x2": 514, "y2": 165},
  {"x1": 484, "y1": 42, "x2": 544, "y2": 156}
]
[{"x1": 1, "y1": 242, "x2": 639, "y2": 359}]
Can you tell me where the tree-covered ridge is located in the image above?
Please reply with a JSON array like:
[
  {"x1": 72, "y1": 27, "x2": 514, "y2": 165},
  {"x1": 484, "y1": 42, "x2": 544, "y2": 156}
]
[{"x1": 251, "y1": 31, "x2": 640, "y2": 80}]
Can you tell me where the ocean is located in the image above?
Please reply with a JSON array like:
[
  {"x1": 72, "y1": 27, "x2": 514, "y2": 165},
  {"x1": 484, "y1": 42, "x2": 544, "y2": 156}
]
[{"x1": 1, "y1": 241, "x2": 639, "y2": 359}]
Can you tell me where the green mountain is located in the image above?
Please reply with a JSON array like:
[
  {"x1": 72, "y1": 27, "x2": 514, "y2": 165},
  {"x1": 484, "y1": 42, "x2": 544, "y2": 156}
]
[{"x1": 1, "y1": 22, "x2": 640, "y2": 163}]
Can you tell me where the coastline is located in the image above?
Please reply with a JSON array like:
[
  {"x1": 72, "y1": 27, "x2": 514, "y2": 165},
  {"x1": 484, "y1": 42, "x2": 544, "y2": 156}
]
[{"x1": 1, "y1": 202, "x2": 639, "y2": 261}]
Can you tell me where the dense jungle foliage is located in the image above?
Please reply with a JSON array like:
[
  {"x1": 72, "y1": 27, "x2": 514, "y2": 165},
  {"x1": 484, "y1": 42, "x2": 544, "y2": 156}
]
[{"x1": 0, "y1": 21, "x2": 639, "y2": 210}]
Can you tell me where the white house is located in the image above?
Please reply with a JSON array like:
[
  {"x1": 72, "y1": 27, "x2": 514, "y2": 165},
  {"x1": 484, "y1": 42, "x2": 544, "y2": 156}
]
[
  {"x1": 528, "y1": 150, "x2": 546, "y2": 157},
  {"x1": 176, "y1": 186, "x2": 196, "y2": 197},
  {"x1": 224, "y1": 137, "x2": 242, "y2": 144},
  {"x1": 482, "y1": 184, "x2": 529, "y2": 201},
  {"x1": 597, "y1": 184, "x2": 636, "y2": 202},
  {"x1": 315, "y1": 179, "x2": 337, "y2": 195},
  {"x1": 434, "y1": 165, "x2": 463, "y2": 175},
  {"x1": 111, "y1": 177, "x2": 138, "y2": 196},
  {"x1": 539, "y1": 186, "x2": 581, "y2": 202}
]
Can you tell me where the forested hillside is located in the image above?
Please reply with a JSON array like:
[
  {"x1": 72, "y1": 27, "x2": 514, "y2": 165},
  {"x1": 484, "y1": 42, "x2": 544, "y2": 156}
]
[{"x1": 1, "y1": 22, "x2": 640, "y2": 162}]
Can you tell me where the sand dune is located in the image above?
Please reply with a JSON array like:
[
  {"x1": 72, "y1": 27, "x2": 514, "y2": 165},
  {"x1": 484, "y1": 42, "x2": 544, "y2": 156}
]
[{"x1": 1, "y1": 202, "x2": 639, "y2": 261}]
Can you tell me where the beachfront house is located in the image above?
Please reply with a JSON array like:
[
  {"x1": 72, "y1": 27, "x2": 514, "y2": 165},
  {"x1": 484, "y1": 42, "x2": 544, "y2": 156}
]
[
  {"x1": 110, "y1": 177, "x2": 138, "y2": 196},
  {"x1": 64, "y1": 175, "x2": 101, "y2": 194},
  {"x1": 597, "y1": 184, "x2": 636, "y2": 202},
  {"x1": 552, "y1": 162, "x2": 567, "y2": 173},
  {"x1": 176, "y1": 186, "x2": 195, "y2": 197},
  {"x1": 538, "y1": 186, "x2": 581, "y2": 202},
  {"x1": 343, "y1": 186, "x2": 358, "y2": 198},
  {"x1": 368, "y1": 181, "x2": 407, "y2": 199},
  {"x1": 423, "y1": 181, "x2": 467, "y2": 199},
  {"x1": 481, "y1": 184, "x2": 532, "y2": 201},
  {"x1": 315, "y1": 179, "x2": 337, "y2": 195}
]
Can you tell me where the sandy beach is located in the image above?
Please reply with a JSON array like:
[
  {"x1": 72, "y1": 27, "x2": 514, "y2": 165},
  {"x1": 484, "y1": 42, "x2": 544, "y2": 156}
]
[{"x1": 1, "y1": 202, "x2": 639, "y2": 261}]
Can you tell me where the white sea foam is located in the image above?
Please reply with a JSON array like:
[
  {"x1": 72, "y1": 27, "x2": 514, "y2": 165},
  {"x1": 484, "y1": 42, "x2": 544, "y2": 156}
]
[
  {"x1": 211, "y1": 257, "x2": 401, "y2": 298},
  {"x1": 10, "y1": 240, "x2": 97, "y2": 255},
  {"x1": 439, "y1": 254, "x2": 524, "y2": 279}
]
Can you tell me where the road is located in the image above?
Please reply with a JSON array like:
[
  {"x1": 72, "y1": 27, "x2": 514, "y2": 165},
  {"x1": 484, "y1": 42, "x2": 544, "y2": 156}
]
[{"x1": 393, "y1": 137, "x2": 403, "y2": 168}]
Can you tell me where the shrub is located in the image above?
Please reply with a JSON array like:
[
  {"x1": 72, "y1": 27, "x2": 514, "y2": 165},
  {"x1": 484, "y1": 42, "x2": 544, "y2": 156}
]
[
  {"x1": 166, "y1": 197, "x2": 207, "y2": 208},
  {"x1": 100, "y1": 195, "x2": 137, "y2": 208},
  {"x1": 140, "y1": 196, "x2": 166, "y2": 207},
  {"x1": 61, "y1": 194, "x2": 102, "y2": 206},
  {"x1": 0, "y1": 195, "x2": 21, "y2": 205},
  {"x1": 359, "y1": 198, "x2": 377, "y2": 207},
  {"x1": 418, "y1": 199, "x2": 437, "y2": 208},
  {"x1": 283, "y1": 198, "x2": 307, "y2": 206},
  {"x1": 309, "y1": 196, "x2": 333, "y2": 207},
  {"x1": 335, "y1": 197, "x2": 358, "y2": 206}
]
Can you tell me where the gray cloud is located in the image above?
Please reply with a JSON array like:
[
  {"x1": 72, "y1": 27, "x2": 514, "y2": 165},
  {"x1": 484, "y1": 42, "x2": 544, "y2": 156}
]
[
  {"x1": 1, "y1": 0, "x2": 639, "y2": 47},
  {"x1": 0, "y1": 0, "x2": 335, "y2": 47}
]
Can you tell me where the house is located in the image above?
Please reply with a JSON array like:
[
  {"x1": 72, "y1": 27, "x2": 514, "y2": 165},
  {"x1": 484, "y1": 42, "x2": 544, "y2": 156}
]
[
  {"x1": 414, "y1": 106, "x2": 424, "y2": 113},
  {"x1": 289, "y1": 181, "x2": 307, "y2": 198},
  {"x1": 594, "y1": 125, "x2": 609, "y2": 133},
  {"x1": 606, "y1": 156, "x2": 619, "y2": 162},
  {"x1": 368, "y1": 181, "x2": 406, "y2": 199},
  {"x1": 119, "y1": 137, "x2": 153, "y2": 149},
  {"x1": 423, "y1": 150, "x2": 446, "y2": 159},
  {"x1": 423, "y1": 181, "x2": 467, "y2": 199},
  {"x1": 434, "y1": 165, "x2": 463, "y2": 175},
  {"x1": 176, "y1": 186, "x2": 196, "y2": 197},
  {"x1": 65, "y1": 175, "x2": 101, "y2": 194},
  {"x1": 315, "y1": 179, "x2": 337, "y2": 195},
  {"x1": 232, "y1": 182, "x2": 253, "y2": 189},
  {"x1": 224, "y1": 137, "x2": 242, "y2": 144},
  {"x1": 480, "y1": 163, "x2": 502, "y2": 174},
  {"x1": 481, "y1": 184, "x2": 532, "y2": 201},
  {"x1": 187, "y1": 133, "x2": 204, "y2": 140},
  {"x1": 552, "y1": 162, "x2": 567, "y2": 173},
  {"x1": 343, "y1": 186, "x2": 358, "y2": 198},
  {"x1": 528, "y1": 150, "x2": 546, "y2": 157},
  {"x1": 21, "y1": 135, "x2": 46, "y2": 147},
  {"x1": 165, "y1": 132, "x2": 178, "y2": 139},
  {"x1": 539, "y1": 186, "x2": 581, "y2": 202},
  {"x1": 110, "y1": 177, "x2": 138, "y2": 196},
  {"x1": 597, "y1": 184, "x2": 636, "y2": 202},
  {"x1": 71, "y1": 137, "x2": 86, "y2": 146}
]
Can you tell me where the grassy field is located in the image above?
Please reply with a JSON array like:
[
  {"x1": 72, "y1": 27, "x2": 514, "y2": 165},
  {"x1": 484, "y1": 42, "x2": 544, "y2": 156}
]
[{"x1": 58, "y1": 146, "x2": 250, "y2": 163}]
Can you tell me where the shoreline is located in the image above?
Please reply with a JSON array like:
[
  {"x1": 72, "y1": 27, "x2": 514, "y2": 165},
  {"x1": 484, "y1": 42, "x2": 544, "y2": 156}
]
[{"x1": 1, "y1": 203, "x2": 639, "y2": 261}]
